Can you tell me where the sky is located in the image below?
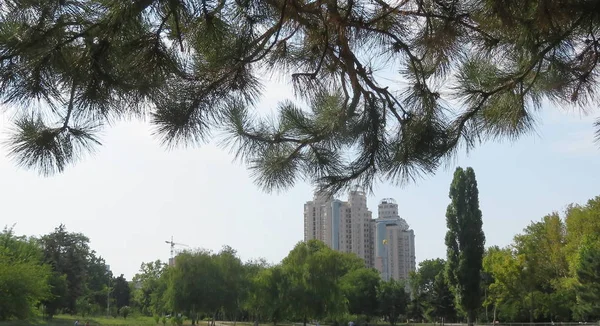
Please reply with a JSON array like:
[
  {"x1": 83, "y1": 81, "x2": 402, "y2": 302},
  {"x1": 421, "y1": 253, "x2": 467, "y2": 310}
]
[{"x1": 1, "y1": 76, "x2": 599, "y2": 280}]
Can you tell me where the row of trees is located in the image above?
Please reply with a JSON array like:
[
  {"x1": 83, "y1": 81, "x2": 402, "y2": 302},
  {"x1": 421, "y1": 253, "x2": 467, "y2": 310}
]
[
  {"x1": 0, "y1": 224, "x2": 131, "y2": 321},
  {"x1": 0, "y1": 224, "x2": 411, "y2": 324},
  {"x1": 408, "y1": 196, "x2": 600, "y2": 323},
  {"x1": 131, "y1": 241, "x2": 410, "y2": 326},
  {"x1": 2, "y1": 168, "x2": 599, "y2": 324}
]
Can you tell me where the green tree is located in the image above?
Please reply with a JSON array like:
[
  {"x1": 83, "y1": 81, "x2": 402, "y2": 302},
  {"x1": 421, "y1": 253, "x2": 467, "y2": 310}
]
[
  {"x1": 408, "y1": 259, "x2": 447, "y2": 321},
  {"x1": 113, "y1": 274, "x2": 131, "y2": 309},
  {"x1": 85, "y1": 253, "x2": 112, "y2": 311},
  {"x1": 445, "y1": 167, "x2": 486, "y2": 325},
  {"x1": 240, "y1": 258, "x2": 270, "y2": 323},
  {"x1": 215, "y1": 246, "x2": 245, "y2": 322},
  {"x1": 340, "y1": 268, "x2": 381, "y2": 320},
  {"x1": 120, "y1": 305, "x2": 131, "y2": 319},
  {"x1": 574, "y1": 239, "x2": 600, "y2": 321},
  {"x1": 482, "y1": 247, "x2": 527, "y2": 322},
  {"x1": 42, "y1": 272, "x2": 69, "y2": 319},
  {"x1": 282, "y1": 240, "x2": 359, "y2": 325},
  {"x1": 429, "y1": 271, "x2": 456, "y2": 323},
  {"x1": 39, "y1": 224, "x2": 92, "y2": 314},
  {"x1": 564, "y1": 197, "x2": 600, "y2": 271},
  {"x1": 407, "y1": 295, "x2": 426, "y2": 322},
  {"x1": 0, "y1": 227, "x2": 52, "y2": 321},
  {"x1": 409, "y1": 259, "x2": 446, "y2": 297},
  {"x1": 246, "y1": 265, "x2": 289, "y2": 325},
  {"x1": 166, "y1": 250, "x2": 223, "y2": 324},
  {"x1": 377, "y1": 279, "x2": 409, "y2": 325},
  {"x1": 514, "y1": 214, "x2": 572, "y2": 322},
  {"x1": 132, "y1": 260, "x2": 168, "y2": 315},
  {"x1": 1, "y1": 0, "x2": 599, "y2": 192}
]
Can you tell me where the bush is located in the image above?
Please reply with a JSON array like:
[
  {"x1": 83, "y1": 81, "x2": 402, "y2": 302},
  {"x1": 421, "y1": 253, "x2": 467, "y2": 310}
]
[
  {"x1": 154, "y1": 314, "x2": 160, "y2": 324},
  {"x1": 120, "y1": 306, "x2": 131, "y2": 319},
  {"x1": 110, "y1": 306, "x2": 118, "y2": 318},
  {"x1": 162, "y1": 316, "x2": 167, "y2": 326},
  {"x1": 171, "y1": 315, "x2": 184, "y2": 326}
]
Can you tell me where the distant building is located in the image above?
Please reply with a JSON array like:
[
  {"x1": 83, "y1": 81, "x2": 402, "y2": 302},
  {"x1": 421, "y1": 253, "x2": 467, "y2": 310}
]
[
  {"x1": 303, "y1": 192, "x2": 415, "y2": 276},
  {"x1": 374, "y1": 199, "x2": 416, "y2": 282},
  {"x1": 304, "y1": 187, "x2": 374, "y2": 268}
]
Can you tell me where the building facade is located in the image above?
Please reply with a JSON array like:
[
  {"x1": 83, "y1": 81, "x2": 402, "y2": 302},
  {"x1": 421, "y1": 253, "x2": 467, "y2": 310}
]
[
  {"x1": 303, "y1": 192, "x2": 415, "y2": 277},
  {"x1": 303, "y1": 188, "x2": 375, "y2": 268},
  {"x1": 374, "y1": 199, "x2": 416, "y2": 282}
]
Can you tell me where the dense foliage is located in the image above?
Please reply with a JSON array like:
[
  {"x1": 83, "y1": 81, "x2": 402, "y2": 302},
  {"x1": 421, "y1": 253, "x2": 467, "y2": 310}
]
[
  {"x1": 406, "y1": 197, "x2": 600, "y2": 324},
  {"x1": 1, "y1": 0, "x2": 599, "y2": 192},
  {"x1": 0, "y1": 225, "x2": 122, "y2": 321},
  {"x1": 445, "y1": 167, "x2": 485, "y2": 325},
  {"x1": 2, "y1": 195, "x2": 600, "y2": 324}
]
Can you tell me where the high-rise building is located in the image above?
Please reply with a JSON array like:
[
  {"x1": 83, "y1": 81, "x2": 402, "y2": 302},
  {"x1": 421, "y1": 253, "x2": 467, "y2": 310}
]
[
  {"x1": 303, "y1": 191, "x2": 332, "y2": 243},
  {"x1": 374, "y1": 198, "x2": 416, "y2": 282},
  {"x1": 303, "y1": 191, "x2": 415, "y2": 274},
  {"x1": 303, "y1": 188, "x2": 374, "y2": 268}
]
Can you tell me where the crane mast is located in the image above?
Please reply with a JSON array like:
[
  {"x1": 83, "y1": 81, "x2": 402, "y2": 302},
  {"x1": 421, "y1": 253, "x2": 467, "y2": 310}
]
[{"x1": 165, "y1": 236, "x2": 188, "y2": 266}]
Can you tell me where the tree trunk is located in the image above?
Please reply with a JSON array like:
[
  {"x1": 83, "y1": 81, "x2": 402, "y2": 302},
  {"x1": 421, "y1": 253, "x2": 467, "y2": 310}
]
[
  {"x1": 212, "y1": 310, "x2": 218, "y2": 326},
  {"x1": 493, "y1": 304, "x2": 497, "y2": 324},
  {"x1": 467, "y1": 310, "x2": 475, "y2": 326}
]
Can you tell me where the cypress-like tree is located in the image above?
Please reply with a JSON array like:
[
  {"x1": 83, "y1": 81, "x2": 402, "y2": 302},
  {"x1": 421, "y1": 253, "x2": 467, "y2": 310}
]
[
  {"x1": 1, "y1": 0, "x2": 599, "y2": 191},
  {"x1": 445, "y1": 167, "x2": 485, "y2": 326}
]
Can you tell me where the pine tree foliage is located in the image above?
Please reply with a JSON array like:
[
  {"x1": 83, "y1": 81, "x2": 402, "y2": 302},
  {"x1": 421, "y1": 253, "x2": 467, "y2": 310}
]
[
  {"x1": 1, "y1": 0, "x2": 599, "y2": 191},
  {"x1": 445, "y1": 167, "x2": 485, "y2": 325}
]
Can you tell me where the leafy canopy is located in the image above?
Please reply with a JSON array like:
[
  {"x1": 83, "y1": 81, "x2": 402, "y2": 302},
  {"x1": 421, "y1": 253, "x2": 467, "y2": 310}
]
[
  {"x1": 445, "y1": 167, "x2": 485, "y2": 324},
  {"x1": 1, "y1": 0, "x2": 599, "y2": 192}
]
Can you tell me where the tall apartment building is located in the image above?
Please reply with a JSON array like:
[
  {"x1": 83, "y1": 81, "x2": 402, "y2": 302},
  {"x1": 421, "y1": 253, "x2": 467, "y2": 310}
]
[
  {"x1": 303, "y1": 188, "x2": 375, "y2": 268},
  {"x1": 374, "y1": 198, "x2": 416, "y2": 282},
  {"x1": 303, "y1": 191, "x2": 415, "y2": 277}
]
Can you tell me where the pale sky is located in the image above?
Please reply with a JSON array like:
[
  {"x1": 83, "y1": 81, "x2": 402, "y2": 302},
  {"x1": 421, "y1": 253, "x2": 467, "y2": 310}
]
[{"x1": 1, "y1": 77, "x2": 599, "y2": 280}]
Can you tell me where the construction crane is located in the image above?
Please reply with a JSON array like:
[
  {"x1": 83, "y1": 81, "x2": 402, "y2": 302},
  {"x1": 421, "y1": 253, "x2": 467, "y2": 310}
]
[{"x1": 165, "y1": 236, "x2": 189, "y2": 263}]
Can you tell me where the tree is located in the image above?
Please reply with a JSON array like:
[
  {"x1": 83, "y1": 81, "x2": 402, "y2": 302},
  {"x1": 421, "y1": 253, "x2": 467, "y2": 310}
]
[
  {"x1": 42, "y1": 272, "x2": 68, "y2": 319},
  {"x1": 340, "y1": 268, "x2": 381, "y2": 320},
  {"x1": 165, "y1": 249, "x2": 228, "y2": 324},
  {"x1": 482, "y1": 247, "x2": 527, "y2": 323},
  {"x1": 1, "y1": 0, "x2": 599, "y2": 192},
  {"x1": 85, "y1": 253, "x2": 112, "y2": 311},
  {"x1": 246, "y1": 265, "x2": 289, "y2": 325},
  {"x1": 429, "y1": 271, "x2": 456, "y2": 323},
  {"x1": 0, "y1": 227, "x2": 51, "y2": 321},
  {"x1": 113, "y1": 274, "x2": 131, "y2": 309},
  {"x1": 564, "y1": 197, "x2": 600, "y2": 269},
  {"x1": 377, "y1": 279, "x2": 409, "y2": 325},
  {"x1": 120, "y1": 306, "x2": 131, "y2": 319},
  {"x1": 281, "y1": 240, "x2": 360, "y2": 325},
  {"x1": 407, "y1": 259, "x2": 449, "y2": 322},
  {"x1": 574, "y1": 239, "x2": 600, "y2": 321},
  {"x1": 39, "y1": 224, "x2": 92, "y2": 314},
  {"x1": 445, "y1": 167, "x2": 486, "y2": 325},
  {"x1": 409, "y1": 259, "x2": 446, "y2": 297},
  {"x1": 513, "y1": 214, "x2": 572, "y2": 322},
  {"x1": 131, "y1": 260, "x2": 167, "y2": 316}
]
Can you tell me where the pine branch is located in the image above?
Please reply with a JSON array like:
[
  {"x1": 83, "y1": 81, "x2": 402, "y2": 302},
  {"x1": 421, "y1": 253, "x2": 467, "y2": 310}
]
[{"x1": 1, "y1": 0, "x2": 599, "y2": 191}]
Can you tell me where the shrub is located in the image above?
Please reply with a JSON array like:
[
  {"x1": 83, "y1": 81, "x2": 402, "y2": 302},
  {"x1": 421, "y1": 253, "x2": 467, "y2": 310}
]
[{"x1": 120, "y1": 306, "x2": 131, "y2": 319}]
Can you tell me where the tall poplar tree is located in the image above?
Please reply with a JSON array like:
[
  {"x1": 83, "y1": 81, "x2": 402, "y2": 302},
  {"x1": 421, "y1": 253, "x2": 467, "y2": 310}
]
[{"x1": 445, "y1": 167, "x2": 485, "y2": 325}]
